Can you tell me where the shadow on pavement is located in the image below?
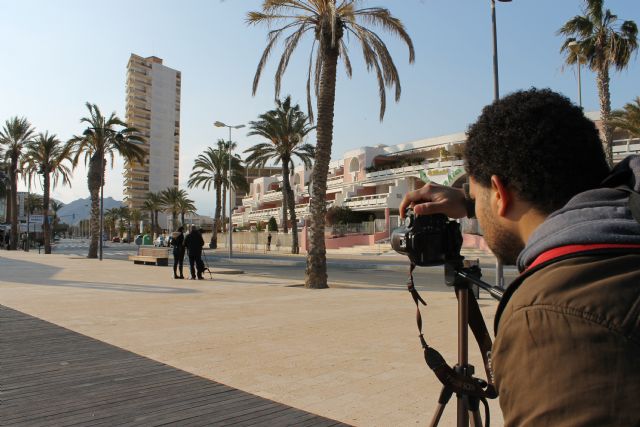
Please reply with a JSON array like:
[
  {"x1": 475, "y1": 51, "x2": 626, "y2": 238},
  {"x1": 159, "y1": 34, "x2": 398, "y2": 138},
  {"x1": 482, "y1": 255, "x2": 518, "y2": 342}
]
[{"x1": 0, "y1": 256, "x2": 199, "y2": 295}]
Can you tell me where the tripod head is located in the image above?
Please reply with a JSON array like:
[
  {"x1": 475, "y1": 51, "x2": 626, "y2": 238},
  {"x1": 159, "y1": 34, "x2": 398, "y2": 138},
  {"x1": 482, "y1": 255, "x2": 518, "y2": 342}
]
[{"x1": 444, "y1": 256, "x2": 504, "y2": 301}]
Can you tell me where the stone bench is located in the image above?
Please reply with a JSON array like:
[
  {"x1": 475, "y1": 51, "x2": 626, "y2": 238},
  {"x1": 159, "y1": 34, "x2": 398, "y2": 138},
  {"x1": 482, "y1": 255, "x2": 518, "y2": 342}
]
[{"x1": 129, "y1": 247, "x2": 169, "y2": 266}]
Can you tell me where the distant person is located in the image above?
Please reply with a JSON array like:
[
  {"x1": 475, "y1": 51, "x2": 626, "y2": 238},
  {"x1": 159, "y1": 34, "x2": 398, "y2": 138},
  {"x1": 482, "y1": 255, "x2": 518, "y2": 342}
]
[
  {"x1": 5, "y1": 232, "x2": 10, "y2": 250},
  {"x1": 267, "y1": 232, "x2": 272, "y2": 251},
  {"x1": 168, "y1": 226, "x2": 185, "y2": 279},
  {"x1": 184, "y1": 226, "x2": 205, "y2": 280}
]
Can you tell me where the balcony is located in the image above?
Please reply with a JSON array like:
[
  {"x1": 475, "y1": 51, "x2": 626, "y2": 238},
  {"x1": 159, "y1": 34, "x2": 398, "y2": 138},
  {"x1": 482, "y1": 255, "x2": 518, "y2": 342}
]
[
  {"x1": 247, "y1": 207, "x2": 281, "y2": 222},
  {"x1": 262, "y1": 190, "x2": 283, "y2": 203},
  {"x1": 343, "y1": 193, "x2": 389, "y2": 209},
  {"x1": 327, "y1": 175, "x2": 344, "y2": 189},
  {"x1": 613, "y1": 138, "x2": 640, "y2": 160},
  {"x1": 242, "y1": 196, "x2": 254, "y2": 207},
  {"x1": 365, "y1": 159, "x2": 464, "y2": 182}
]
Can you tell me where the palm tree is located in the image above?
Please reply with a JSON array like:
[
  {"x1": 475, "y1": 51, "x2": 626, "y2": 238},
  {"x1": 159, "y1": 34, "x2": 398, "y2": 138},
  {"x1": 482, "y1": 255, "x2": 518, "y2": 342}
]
[
  {"x1": 129, "y1": 208, "x2": 142, "y2": 240},
  {"x1": 188, "y1": 144, "x2": 227, "y2": 248},
  {"x1": 246, "y1": 96, "x2": 315, "y2": 254},
  {"x1": 116, "y1": 206, "x2": 129, "y2": 239},
  {"x1": 22, "y1": 132, "x2": 73, "y2": 253},
  {"x1": 611, "y1": 97, "x2": 640, "y2": 139},
  {"x1": 50, "y1": 200, "x2": 64, "y2": 235},
  {"x1": 177, "y1": 195, "x2": 196, "y2": 226},
  {"x1": 68, "y1": 102, "x2": 145, "y2": 258},
  {"x1": 161, "y1": 187, "x2": 188, "y2": 231},
  {"x1": 0, "y1": 117, "x2": 36, "y2": 250},
  {"x1": 142, "y1": 191, "x2": 164, "y2": 236},
  {"x1": 248, "y1": 1, "x2": 414, "y2": 288},
  {"x1": 104, "y1": 208, "x2": 118, "y2": 240},
  {"x1": 220, "y1": 140, "x2": 249, "y2": 233},
  {"x1": 25, "y1": 193, "x2": 43, "y2": 215},
  {"x1": 0, "y1": 158, "x2": 8, "y2": 223},
  {"x1": 559, "y1": 0, "x2": 638, "y2": 166}
]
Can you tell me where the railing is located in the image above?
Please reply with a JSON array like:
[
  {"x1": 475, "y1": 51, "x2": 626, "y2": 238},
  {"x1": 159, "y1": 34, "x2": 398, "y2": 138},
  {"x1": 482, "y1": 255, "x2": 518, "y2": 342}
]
[
  {"x1": 247, "y1": 207, "x2": 281, "y2": 222},
  {"x1": 613, "y1": 138, "x2": 640, "y2": 158},
  {"x1": 343, "y1": 193, "x2": 389, "y2": 208},
  {"x1": 327, "y1": 175, "x2": 344, "y2": 188},
  {"x1": 213, "y1": 231, "x2": 298, "y2": 253},
  {"x1": 326, "y1": 220, "x2": 386, "y2": 236},
  {"x1": 365, "y1": 159, "x2": 465, "y2": 180},
  {"x1": 262, "y1": 190, "x2": 283, "y2": 202}
]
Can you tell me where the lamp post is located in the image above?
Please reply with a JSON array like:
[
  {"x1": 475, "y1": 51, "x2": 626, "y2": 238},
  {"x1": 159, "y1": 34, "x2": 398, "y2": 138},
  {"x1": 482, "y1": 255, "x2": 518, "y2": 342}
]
[
  {"x1": 214, "y1": 121, "x2": 245, "y2": 259},
  {"x1": 568, "y1": 41, "x2": 583, "y2": 108},
  {"x1": 490, "y1": 0, "x2": 511, "y2": 290}
]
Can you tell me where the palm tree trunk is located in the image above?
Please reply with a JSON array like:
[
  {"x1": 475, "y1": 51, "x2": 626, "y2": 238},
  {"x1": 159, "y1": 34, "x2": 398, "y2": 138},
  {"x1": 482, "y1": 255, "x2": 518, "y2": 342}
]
[
  {"x1": 154, "y1": 211, "x2": 160, "y2": 234},
  {"x1": 172, "y1": 212, "x2": 177, "y2": 231},
  {"x1": 181, "y1": 212, "x2": 185, "y2": 226},
  {"x1": 304, "y1": 41, "x2": 339, "y2": 289},
  {"x1": 211, "y1": 179, "x2": 222, "y2": 248},
  {"x1": 282, "y1": 161, "x2": 298, "y2": 254},
  {"x1": 597, "y1": 66, "x2": 614, "y2": 167},
  {"x1": 10, "y1": 154, "x2": 19, "y2": 250},
  {"x1": 4, "y1": 189, "x2": 11, "y2": 226},
  {"x1": 87, "y1": 154, "x2": 101, "y2": 258},
  {"x1": 43, "y1": 172, "x2": 51, "y2": 254},
  {"x1": 282, "y1": 189, "x2": 289, "y2": 233}
]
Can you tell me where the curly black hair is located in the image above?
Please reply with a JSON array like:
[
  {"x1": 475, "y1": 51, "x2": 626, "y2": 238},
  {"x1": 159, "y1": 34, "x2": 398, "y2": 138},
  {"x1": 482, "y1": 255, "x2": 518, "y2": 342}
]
[{"x1": 465, "y1": 88, "x2": 610, "y2": 214}]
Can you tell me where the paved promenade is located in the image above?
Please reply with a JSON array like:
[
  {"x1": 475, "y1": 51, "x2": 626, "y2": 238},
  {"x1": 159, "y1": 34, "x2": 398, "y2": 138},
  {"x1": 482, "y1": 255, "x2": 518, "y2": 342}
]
[{"x1": 0, "y1": 250, "x2": 504, "y2": 426}]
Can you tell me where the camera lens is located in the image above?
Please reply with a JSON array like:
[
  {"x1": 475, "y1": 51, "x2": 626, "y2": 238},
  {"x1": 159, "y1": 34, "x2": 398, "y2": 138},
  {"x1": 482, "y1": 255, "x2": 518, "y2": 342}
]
[{"x1": 405, "y1": 215, "x2": 413, "y2": 228}]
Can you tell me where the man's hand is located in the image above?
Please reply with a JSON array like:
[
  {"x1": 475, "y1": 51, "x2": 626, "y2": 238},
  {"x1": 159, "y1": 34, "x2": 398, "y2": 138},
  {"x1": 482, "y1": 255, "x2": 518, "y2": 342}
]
[{"x1": 399, "y1": 182, "x2": 468, "y2": 219}]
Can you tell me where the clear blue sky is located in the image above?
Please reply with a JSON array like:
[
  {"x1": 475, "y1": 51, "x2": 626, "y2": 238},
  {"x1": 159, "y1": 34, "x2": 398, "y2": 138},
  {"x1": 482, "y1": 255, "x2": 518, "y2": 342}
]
[{"x1": 1, "y1": 0, "x2": 638, "y2": 215}]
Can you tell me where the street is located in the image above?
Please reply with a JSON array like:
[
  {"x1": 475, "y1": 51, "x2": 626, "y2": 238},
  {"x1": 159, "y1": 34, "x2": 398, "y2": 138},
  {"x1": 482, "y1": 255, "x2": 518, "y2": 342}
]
[{"x1": 49, "y1": 239, "x2": 519, "y2": 294}]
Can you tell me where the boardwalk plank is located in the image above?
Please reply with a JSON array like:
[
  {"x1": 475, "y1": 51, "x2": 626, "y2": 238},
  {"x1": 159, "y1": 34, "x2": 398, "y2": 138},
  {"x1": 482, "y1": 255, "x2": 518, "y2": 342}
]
[{"x1": 0, "y1": 305, "x2": 350, "y2": 426}]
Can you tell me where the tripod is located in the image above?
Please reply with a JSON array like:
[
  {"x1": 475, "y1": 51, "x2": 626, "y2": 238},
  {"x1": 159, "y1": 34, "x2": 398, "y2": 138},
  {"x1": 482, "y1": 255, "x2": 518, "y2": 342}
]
[{"x1": 407, "y1": 258, "x2": 504, "y2": 427}]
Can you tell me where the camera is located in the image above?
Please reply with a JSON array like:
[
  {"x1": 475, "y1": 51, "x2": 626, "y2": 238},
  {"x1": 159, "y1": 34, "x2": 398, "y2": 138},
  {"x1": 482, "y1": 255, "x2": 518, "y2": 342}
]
[{"x1": 391, "y1": 211, "x2": 463, "y2": 266}]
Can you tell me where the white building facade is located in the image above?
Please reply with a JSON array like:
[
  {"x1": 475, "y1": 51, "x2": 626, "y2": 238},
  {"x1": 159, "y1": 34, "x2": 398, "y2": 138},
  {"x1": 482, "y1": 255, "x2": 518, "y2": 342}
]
[
  {"x1": 233, "y1": 116, "x2": 640, "y2": 230},
  {"x1": 124, "y1": 54, "x2": 181, "y2": 229}
]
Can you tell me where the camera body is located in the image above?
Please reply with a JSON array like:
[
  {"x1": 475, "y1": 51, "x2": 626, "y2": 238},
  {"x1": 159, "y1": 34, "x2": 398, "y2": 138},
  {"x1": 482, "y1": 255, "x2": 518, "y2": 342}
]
[{"x1": 391, "y1": 211, "x2": 463, "y2": 266}]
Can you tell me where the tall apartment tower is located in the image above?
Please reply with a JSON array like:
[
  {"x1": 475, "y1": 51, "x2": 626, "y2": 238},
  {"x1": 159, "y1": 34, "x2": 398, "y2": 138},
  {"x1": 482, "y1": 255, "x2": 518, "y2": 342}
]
[{"x1": 124, "y1": 54, "x2": 181, "y2": 215}]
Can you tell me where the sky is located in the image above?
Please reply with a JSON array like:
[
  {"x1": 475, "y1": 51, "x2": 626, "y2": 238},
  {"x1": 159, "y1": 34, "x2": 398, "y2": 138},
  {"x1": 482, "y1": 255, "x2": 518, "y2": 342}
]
[{"x1": 1, "y1": 0, "x2": 639, "y2": 216}]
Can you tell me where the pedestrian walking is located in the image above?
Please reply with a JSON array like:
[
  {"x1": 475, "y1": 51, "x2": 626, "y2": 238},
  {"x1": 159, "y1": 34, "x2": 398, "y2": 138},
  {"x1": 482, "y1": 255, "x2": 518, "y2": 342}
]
[
  {"x1": 168, "y1": 226, "x2": 185, "y2": 279},
  {"x1": 267, "y1": 232, "x2": 272, "y2": 251},
  {"x1": 184, "y1": 225, "x2": 205, "y2": 280}
]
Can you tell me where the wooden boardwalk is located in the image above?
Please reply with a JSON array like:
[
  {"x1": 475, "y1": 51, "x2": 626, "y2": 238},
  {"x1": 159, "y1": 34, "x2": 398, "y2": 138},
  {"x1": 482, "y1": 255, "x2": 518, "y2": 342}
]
[{"x1": 0, "y1": 306, "x2": 348, "y2": 426}]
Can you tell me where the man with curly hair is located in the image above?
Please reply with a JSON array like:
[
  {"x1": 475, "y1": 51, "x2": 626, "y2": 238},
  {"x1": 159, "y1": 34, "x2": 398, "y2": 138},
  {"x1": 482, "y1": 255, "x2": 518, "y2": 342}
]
[{"x1": 401, "y1": 88, "x2": 640, "y2": 426}]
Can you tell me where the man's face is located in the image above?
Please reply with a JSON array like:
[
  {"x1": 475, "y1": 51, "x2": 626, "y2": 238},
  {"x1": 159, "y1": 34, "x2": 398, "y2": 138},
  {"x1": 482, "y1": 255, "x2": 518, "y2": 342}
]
[{"x1": 470, "y1": 177, "x2": 524, "y2": 265}]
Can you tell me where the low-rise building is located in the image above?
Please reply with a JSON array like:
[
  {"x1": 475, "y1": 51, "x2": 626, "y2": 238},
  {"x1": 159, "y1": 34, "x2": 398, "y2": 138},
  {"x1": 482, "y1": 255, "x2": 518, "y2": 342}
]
[{"x1": 233, "y1": 114, "x2": 640, "y2": 231}]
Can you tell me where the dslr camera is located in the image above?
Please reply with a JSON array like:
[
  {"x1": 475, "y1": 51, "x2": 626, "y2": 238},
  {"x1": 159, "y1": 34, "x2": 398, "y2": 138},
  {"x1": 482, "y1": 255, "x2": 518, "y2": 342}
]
[{"x1": 391, "y1": 210, "x2": 463, "y2": 266}]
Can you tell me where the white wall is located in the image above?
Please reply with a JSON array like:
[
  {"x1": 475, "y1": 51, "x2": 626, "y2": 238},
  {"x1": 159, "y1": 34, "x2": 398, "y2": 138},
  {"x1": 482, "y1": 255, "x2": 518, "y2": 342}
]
[{"x1": 148, "y1": 63, "x2": 178, "y2": 195}]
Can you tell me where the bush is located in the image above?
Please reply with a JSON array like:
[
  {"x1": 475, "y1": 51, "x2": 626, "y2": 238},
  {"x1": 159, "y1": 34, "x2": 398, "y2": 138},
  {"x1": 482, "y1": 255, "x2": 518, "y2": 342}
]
[
  {"x1": 325, "y1": 206, "x2": 368, "y2": 225},
  {"x1": 267, "y1": 216, "x2": 278, "y2": 232}
]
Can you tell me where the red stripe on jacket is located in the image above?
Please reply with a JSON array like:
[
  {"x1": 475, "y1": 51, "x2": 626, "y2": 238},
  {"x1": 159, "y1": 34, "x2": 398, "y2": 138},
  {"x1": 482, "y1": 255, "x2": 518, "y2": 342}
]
[{"x1": 526, "y1": 243, "x2": 640, "y2": 271}]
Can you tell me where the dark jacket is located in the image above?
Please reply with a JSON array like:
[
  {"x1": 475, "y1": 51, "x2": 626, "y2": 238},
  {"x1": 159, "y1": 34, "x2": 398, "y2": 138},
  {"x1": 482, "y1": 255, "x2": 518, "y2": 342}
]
[
  {"x1": 169, "y1": 232, "x2": 184, "y2": 256},
  {"x1": 492, "y1": 156, "x2": 640, "y2": 426},
  {"x1": 184, "y1": 230, "x2": 204, "y2": 257}
]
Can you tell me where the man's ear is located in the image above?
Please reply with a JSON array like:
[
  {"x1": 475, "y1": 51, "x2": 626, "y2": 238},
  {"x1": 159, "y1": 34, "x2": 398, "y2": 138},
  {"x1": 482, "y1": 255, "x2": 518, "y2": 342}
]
[{"x1": 490, "y1": 175, "x2": 512, "y2": 217}]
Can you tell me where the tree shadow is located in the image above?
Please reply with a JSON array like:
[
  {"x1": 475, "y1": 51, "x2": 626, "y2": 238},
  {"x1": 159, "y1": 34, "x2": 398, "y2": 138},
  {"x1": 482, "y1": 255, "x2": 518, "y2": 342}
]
[{"x1": 0, "y1": 256, "x2": 199, "y2": 294}]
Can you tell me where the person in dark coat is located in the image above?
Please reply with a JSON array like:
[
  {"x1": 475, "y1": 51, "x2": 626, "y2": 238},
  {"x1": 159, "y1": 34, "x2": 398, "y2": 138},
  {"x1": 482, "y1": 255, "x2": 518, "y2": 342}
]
[
  {"x1": 184, "y1": 225, "x2": 205, "y2": 280},
  {"x1": 168, "y1": 226, "x2": 185, "y2": 279}
]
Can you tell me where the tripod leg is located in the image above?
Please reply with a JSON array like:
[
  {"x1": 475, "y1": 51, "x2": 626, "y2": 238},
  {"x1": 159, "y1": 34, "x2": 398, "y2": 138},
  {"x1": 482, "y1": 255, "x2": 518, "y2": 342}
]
[
  {"x1": 429, "y1": 387, "x2": 453, "y2": 427},
  {"x1": 469, "y1": 409, "x2": 482, "y2": 427},
  {"x1": 466, "y1": 396, "x2": 482, "y2": 427}
]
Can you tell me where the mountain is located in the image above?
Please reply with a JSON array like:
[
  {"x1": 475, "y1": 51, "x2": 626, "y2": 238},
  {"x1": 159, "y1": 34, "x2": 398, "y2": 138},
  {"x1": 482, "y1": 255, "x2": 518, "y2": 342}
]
[{"x1": 57, "y1": 197, "x2": 124, "y2": 225}]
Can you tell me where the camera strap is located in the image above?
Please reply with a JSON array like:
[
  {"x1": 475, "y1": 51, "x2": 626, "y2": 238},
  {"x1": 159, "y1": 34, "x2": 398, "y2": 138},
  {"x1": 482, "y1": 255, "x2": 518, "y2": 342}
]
[{"x1": 407, "y1": 262, "x2": 497, "y2": 400}]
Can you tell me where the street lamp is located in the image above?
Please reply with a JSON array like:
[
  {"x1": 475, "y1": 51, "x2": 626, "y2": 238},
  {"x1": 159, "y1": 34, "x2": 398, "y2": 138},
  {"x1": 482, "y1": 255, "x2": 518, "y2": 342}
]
[
  {"x1": 491, "y1": 0, "x2": 511, "y2": 101},
  {"x1": 490, "y1": 0, "x2": 511, "y2": 290},
  {"x1": 214, "y1": 121, "x2": 245, "y2": 259},
  {"x1": 568, "y1": 41, "x2": 584, "y2": 108}
]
